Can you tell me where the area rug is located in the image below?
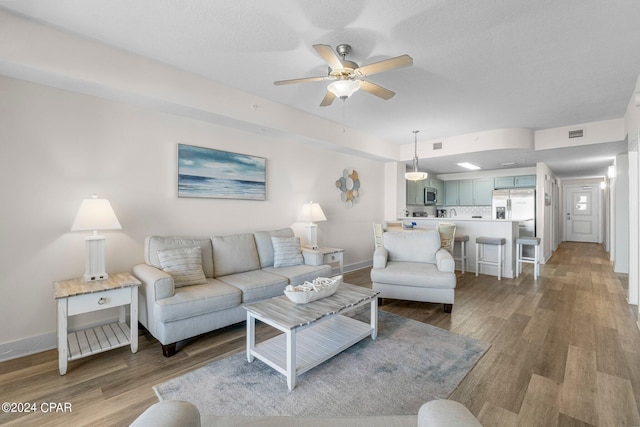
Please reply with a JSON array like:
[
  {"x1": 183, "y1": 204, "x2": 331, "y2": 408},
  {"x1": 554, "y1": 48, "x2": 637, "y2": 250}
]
[{"x1": 154, "y1": 311, "x2": 489, "y2": 417}]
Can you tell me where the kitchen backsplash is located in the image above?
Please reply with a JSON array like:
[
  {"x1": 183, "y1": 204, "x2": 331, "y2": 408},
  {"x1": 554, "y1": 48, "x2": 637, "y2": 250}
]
[{"x1": 408, "y1": 205, "x2": 492, "y2": 218}]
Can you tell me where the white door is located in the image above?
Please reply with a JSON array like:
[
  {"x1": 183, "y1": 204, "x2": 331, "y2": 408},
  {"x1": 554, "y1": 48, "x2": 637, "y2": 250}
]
[{"x1": 565, "y1": 185, "x2": 599, "y2": 242}]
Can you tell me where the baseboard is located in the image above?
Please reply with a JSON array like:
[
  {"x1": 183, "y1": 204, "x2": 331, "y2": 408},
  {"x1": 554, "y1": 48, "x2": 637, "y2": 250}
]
[
  {"x1": 0, "y1": 332, "x2": 57, "y2": 362},
  {"x1": 344, "y1": 260, "x2": 373, "y2": 273}
]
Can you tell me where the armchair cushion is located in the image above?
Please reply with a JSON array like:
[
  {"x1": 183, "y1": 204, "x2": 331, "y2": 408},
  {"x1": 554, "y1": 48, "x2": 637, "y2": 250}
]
[
  {"x1": 384, "y1": 230, "x2": 440, "y2": 263},
  {"x1": 371, "y1": 262, "x2": 456, "y2": 289}
]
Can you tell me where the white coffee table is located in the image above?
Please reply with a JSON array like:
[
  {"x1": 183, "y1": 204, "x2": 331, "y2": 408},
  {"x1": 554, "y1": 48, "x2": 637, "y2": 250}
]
[{"x1": 243, "y1": 283, "x2": 379, "y2": 390}]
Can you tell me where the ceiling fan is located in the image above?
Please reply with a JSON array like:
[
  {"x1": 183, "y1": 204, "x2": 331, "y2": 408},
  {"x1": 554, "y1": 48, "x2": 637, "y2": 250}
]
[{"x1": 274, "y1": 44, "x2": 413, "y2": 107}]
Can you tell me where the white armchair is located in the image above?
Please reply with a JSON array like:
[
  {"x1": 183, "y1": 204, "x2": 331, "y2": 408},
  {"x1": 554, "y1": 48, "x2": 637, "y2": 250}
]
[{"x1": 370, "y1": 229, "x2": 457, "y2": 313}]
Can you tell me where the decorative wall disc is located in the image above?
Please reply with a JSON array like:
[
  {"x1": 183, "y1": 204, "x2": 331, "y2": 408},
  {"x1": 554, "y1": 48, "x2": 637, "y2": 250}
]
[{"x1": 336, "y1": 168, "x2": 360, "y2": 207}]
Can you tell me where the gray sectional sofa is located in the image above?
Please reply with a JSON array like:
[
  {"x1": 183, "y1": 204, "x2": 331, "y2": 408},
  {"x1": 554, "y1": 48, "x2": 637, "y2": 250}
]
[{"x1": 133, "y1": 228, "x2": 331, "y2": 356}]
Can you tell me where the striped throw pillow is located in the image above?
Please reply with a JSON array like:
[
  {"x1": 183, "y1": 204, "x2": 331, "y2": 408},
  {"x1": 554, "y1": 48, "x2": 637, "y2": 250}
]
[
  {"x1": 272, "y1": 236, "x2": 304, "y2": 268},
  {"x1": 157, "y1": 246, "x2": 208, "y2": 287}
]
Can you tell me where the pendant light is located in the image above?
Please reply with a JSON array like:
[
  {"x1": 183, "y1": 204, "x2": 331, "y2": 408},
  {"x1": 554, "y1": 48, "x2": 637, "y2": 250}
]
[{"x1": 405, "y1": 130, "x2": 428, "y2": 181}]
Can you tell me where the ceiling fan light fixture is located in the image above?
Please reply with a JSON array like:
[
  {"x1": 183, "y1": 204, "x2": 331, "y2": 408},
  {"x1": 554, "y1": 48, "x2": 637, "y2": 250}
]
[
  {"x1": 405, "y1": 130, "x2": 428, "y2": 181},
  {"x1": 327, "y1": 80, "x2": 360, "y2": 99}
]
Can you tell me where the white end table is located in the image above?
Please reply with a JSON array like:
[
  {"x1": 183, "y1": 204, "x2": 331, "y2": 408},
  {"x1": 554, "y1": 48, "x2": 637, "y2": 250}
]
[
  {"x1": 53, "y1": 273, "x2": 141, "y2": 375},
  {"x1": 315, "y1": 247, "x2": 344, "y2": 276}
]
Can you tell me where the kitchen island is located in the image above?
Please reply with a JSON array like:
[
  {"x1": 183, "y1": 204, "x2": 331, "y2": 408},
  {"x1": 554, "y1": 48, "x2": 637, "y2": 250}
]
[{"x1": 396, "y1": 217, "x2": 520, "y2": 278}]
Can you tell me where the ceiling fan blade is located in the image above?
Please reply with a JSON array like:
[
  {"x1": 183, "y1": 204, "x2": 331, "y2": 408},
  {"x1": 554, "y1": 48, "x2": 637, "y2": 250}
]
[
  {"x1": 355, "y1": 54, "x2": 413, "y2": 77},
  {"x1": 313, "y1": 44, "x2": 344, "y2": 70},
  {"x1": 274, "y1": 76, "x2": 328, "y2": 85},
  {"x1": 358, "y1": 80, "x2": 396, "y2": 100},
  {"x1": 320, "y1": 91, "x2": 336, "y2": 107}
]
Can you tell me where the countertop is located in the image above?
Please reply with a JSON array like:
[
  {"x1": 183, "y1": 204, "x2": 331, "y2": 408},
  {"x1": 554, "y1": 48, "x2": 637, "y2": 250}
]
[{"x1": 398, "y1": 216, "x2": 519, "y2": 222}]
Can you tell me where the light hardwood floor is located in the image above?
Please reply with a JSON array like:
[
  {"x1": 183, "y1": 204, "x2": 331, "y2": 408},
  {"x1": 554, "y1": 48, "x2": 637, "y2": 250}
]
[{"x1": 1, "y1": 242, "x2": 639, "y2": 426}]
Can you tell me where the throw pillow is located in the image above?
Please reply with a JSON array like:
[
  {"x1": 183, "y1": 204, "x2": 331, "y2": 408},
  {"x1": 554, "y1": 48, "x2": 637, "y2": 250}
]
[
  {"x1": 157, "y1": 246, "x2": 208, "y2": 287},
  {"x1": 272, "y1": 236, "x2": 304, "y2": 268}
]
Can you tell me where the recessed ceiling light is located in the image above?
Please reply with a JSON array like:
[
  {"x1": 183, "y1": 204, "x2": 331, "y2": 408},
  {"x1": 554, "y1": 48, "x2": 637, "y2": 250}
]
[{"x1": 457, "y1": 162, "x2": 481, "y2": 170}]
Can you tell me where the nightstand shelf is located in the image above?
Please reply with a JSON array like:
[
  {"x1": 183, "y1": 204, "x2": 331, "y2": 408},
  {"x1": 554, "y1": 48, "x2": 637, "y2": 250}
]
[{"x1": 67, "y1": 322, "x2": 131, "y2": 361}]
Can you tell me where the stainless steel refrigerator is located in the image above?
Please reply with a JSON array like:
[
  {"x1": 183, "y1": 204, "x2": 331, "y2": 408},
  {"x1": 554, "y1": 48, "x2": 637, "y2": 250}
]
[{"x1": 492, "y1": 189, "x2": 536, "y2": 255}]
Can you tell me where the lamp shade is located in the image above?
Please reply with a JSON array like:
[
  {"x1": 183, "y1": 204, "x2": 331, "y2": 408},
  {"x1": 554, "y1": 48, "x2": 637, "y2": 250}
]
[
  {"x1": 71, "y1": 197, "x2": 122, "y2": 232},
  {"x1": 298, "y1": 202, "x2": 327, "y2": 223},
  {"x1": 327, "y1": 80, "x2": 360, "y2": 99}
]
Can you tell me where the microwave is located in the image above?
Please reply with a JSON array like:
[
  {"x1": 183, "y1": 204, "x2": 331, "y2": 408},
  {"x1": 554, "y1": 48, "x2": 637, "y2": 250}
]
[{"x1": 424, "y1": 187, "x2": 438, "y2": 205}]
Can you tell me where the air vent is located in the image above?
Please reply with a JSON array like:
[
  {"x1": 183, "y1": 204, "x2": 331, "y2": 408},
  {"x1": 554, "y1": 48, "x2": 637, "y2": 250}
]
[
  {"x1": 568, "y1": 129, "x2": 584, "y2": 139},
  {"x1": 433, "y1": 142, "x2": 442, "y2": 150}
]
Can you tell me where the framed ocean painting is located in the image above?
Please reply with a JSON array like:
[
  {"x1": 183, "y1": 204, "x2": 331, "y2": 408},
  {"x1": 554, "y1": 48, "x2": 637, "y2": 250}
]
[{"x1": 178, "y1": 144, "x2": 267, "y2": 200}]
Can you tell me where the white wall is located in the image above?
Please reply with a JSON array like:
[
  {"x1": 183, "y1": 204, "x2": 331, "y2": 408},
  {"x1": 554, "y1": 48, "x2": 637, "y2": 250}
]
[
  {"x1": 623, "y1": 78, "x2": 640, "y2": 317},
  {"x1": 614, "y1": 154, "x2": 630, "y2": 274},
  {"x1": 536, "y1": 163, "x2": 559, "y2": 261},
  {"x1": 383, "y1": 162, "x2": 407, "y2": 221},
  {"x1": 0, "y1": 75, "x2": 385, "y2": 360},
  {"x1": 629, "y1": 148, "x2": 638, "y2": 305}
]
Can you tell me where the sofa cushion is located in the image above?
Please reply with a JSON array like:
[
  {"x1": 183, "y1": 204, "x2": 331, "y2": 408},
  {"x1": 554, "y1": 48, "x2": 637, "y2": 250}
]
[
  {"x1": 383, "y1": 230, "x2": 440, "y2": 264},
  {"x1": 370, "y1": 261, "x2": 456, "y2": 289},
  {"x1": 156, "y1": 246, "x2": 208, "y2": 287},
  {"x1": 272, "y1": 236, "x2": 304, "y2": 267},
  {"x1": 254, "y1": 228, "x2": 295, "y2": 268},
  {"x1": 146, "y1": 236, "x2": 214, "y2": 278},
  {"x1": 212, "y1": 234, "x2": 260, "y2": 277},
  {"x1": 218, "y1": 270, "x2": 288, "y2": 303},
  {"x1": 155, "y1": 279, "x2": 242, "y2": 322},
  {"x1": 264, "y1": 264, "x2": 332, "y2": 287}
]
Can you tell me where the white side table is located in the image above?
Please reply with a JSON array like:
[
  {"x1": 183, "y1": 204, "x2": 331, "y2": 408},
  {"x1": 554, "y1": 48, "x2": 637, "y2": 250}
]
[
  {"x1": 315, "y1": 247, "x2": 344, "y2": 276},
  {"x1": 53, "y1": 273, "x2": 141, "y2": 375}
]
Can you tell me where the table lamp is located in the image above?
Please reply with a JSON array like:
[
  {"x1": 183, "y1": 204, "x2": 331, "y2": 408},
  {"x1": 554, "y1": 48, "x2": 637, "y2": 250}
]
[
  {"x1": 71, "y1": 195, "x2": 122, "y2": 281},
  {"x1": 298, "y1": 201, "x2": 327, "y2": 249}
]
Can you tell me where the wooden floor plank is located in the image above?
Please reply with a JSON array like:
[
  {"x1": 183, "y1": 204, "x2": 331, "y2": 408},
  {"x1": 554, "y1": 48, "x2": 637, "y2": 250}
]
[
  {"x1": 595, "y1": 371, "x2": 640, "y2": 427},
  {"x1": 559, "y1": 345, "x2": 598, "y2": 425},
  {"x1": 477, "y1": 401, "x2": 518, "y2": 426},
  {"x1": 517, "y1": 374, "x2": 560, "y2": 427}
]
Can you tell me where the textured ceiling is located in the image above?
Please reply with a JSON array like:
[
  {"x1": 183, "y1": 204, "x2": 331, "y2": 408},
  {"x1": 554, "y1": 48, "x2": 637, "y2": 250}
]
[{"x1": 2, "y1": 0, "x2": 639, "y2": 177}]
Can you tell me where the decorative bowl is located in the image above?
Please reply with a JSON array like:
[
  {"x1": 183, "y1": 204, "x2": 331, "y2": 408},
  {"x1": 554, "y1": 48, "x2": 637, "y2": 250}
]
[{"x1": 284, "y1": 276, "x2": 342, "y2": 304}]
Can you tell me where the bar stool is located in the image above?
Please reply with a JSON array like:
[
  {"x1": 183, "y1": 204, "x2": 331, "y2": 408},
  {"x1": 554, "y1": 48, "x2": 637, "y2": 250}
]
[
  {"x1": 453, "y1": 235, "x2": 469, "y2": 274},
  {"x1": 476, "y1": 236, "x2": 506, "y2": 280},
  {"x1": 516, "y1": 236, "x2": 541, "y2": 280}
]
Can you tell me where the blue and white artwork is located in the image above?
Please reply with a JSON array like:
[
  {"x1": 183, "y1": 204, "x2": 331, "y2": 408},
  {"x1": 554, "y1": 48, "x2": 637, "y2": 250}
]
[{"x1": 178, "y1": 144, "x2": 266, "y2": 200}]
